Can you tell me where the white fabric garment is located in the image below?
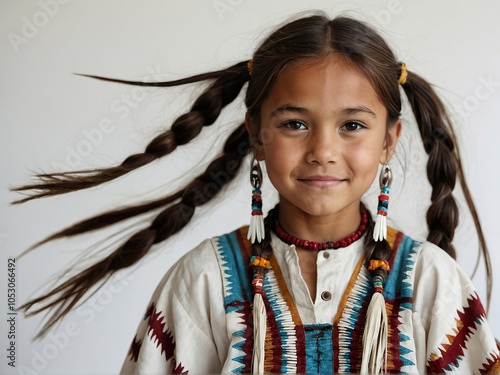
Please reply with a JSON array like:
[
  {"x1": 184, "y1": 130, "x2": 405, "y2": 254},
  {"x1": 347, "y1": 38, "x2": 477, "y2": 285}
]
[{"x1": 120, "y1": 228, "x2": 499, "y2": 374}]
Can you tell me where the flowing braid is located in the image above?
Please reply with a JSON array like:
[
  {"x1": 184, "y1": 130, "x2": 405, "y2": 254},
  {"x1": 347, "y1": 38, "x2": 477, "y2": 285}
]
[
  {"x1": 403, "y1": 72, "x2": 458, "y2": 256},
  {"x1": 25, "y1": 123, "x2": 251, "y2": 249},
  {"x1": 402, "y1": 70, "x2": 491, "y2": 306},
  {"x1": 20, "y1": 122, "x2": 251, "y2": 338},
  {"x1": 361, "y1": 203, "x2": 392, "y2": 282},
  {"x1": 11, "y1": 61, "x2": 250, "y2": 204}
]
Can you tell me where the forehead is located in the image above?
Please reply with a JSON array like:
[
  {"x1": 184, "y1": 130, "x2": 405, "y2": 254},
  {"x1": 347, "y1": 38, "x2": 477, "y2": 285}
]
[{"x1": 261, "y1": 57, "x2": 386, "y2": 118}]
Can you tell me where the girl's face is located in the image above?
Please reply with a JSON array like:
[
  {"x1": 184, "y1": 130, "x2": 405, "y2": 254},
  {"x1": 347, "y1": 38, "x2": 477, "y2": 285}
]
[{"x1": 249, "y1": 57, "x2": 400, "y2": 221}]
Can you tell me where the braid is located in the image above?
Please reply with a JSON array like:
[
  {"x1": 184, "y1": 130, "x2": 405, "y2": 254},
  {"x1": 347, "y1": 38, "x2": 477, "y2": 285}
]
[
  {"x1": 250, "y1": 205, "x2": 279, "y2": 287},
  {"x1": 402, "y1": 70, "x2": 491, "y2": 306},
  {"x1": 248, "y1": 204, "x2": 279, "y2": 372},
  {"x1": 19, "y1": 123, "x2": 251, "y2": 338},
  {"x1": 21, "y1": 124, "x2": 251, "y2": 252},
  {"x1": 11, "y1": 61, "x2": 250, "y2": 204},
  {"x1": 361, "y1": 202, "x2": 391, "y2": 373},
  {"x1": 362, "y1": 203, "x2": 392, "y2": 281},
  {"x1": 402, "y1": 71, "x2": 458, "y2": 257}
]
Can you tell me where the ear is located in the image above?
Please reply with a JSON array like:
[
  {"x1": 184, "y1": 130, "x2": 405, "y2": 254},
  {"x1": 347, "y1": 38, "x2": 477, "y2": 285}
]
[
  {"x1": 245, "y1": 112, "x2": 265, "y2": 161},
  {"x1": 379, "y1": 120, "x2": 402, "y2": 165}
]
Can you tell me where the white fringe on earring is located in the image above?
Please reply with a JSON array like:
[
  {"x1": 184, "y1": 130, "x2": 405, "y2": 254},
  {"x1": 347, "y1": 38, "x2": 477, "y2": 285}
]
[
  {"x1": 251, "y1": 293, "x2": 266, "y2": 374},
  {"x1": 361, "y1": 292, "x2": 388, "y2": 374},
  {"x1": 373, "y1": 213, "x2": 387, "y2": 242},
  {"x1": 248, "y1": 212, "x2": 265, "y2": 243}
]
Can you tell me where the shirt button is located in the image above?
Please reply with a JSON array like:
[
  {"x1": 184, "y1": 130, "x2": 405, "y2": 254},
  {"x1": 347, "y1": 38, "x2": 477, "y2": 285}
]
[
  {"x1": 321, "y1": 291, "x2": 332, "y2": 301},
  {"x1": 323, "y1": 252, "x2": 330, "y2": 259}
]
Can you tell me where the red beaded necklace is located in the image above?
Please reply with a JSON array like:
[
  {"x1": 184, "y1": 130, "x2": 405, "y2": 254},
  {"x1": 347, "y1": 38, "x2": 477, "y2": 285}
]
[{"x1": 274, "y1": 209, "x2": 368, "y2": 250}]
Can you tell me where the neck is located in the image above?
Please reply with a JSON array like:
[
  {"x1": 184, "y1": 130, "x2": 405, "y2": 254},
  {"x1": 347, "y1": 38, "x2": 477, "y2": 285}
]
[{"x1": 277, "y1": 200, "x2": 362, "y2": 243}]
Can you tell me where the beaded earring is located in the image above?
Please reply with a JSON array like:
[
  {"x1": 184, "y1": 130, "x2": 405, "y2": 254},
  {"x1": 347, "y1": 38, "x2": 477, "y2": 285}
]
[
  {"x1": 247, "y1": 158, "x2": 265, "y2": 244},
  {"x1": 373, "y1": 163, "x2": 393, "y2": 242}
]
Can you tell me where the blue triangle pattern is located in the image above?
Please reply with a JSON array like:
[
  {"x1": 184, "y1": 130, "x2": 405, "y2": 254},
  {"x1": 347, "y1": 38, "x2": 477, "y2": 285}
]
[
  {"x1": 214, "y1": 231, "x2": 253, "y2": 372},
  {"x1": 215, "y1": 233, "x2": 253, "y2": 314},
  {"x1": 400, "y1": 345, "x2": 412, "y2": 356},
  {"x1": 231, "y1": 364, "x2": 245, "y2": 373},
  {"x1": 232, "y1": 339, "x2": 245, "y2": 352},
  {"x1": 401, "y1": 357, "x2": 415, "y2": 367},
  {"x1": 399, "y1": 333, "x2": 411, "y2": 342},
  {"x1": 233, "y1": 355, "x2": 246, "y2": 365}
]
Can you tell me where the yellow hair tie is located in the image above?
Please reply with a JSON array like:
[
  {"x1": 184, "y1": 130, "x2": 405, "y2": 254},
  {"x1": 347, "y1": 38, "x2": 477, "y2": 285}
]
[
  {"x1": 368, "y1": 259, "x2": 390, "y2": 272},
  {"x1": 398, "y1": 62, "x2": 408, "y2": 85},
  {"x1": 247, "y1": 59, "x2": 253, "y2": 75},
  {"x1": 250, "y1": 255, "x2": 270, "y2": 269}
]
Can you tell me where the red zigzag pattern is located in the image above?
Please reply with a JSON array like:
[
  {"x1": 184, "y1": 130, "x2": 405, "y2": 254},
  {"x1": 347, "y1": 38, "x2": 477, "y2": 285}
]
[
  {"x1": 129, "y1": 302, "x2": 187, "y2": 373},
  {"x1": 427, "y1": 292, "x2": 486, "y2": 373},
  {"x1": 480, "y1": 351, "x2": 500, "y2": 374},
  {"x1": 148, "y1": 304, "x2": 186, "y2": 374}
]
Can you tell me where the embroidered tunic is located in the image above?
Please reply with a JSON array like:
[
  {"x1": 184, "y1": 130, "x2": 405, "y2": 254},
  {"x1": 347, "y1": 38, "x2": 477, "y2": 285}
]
[{"x1": 121, "y1": 227, "x2": 500, "y2": 374}]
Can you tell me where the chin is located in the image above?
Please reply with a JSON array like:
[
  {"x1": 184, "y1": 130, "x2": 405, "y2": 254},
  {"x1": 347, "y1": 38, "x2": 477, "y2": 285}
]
[
  {"x1": 300, "y1": 198, "x2": 362, "y2": 217},
  {"x1": 299, "y1": 202, "x2": 345, "y2": 218}
]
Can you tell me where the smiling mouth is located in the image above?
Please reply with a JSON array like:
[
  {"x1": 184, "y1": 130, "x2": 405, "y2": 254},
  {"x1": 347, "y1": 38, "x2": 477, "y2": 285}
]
[{"x1": 298, "y1": 176, "x2": 346, "y2": 188}]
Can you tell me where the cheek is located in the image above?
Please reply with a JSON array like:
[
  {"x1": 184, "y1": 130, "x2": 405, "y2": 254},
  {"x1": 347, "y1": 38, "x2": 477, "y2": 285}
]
[
  {"x1": 348, "y1": 142, "x2": 383, "y2": 176},
  {"x1": 263, "y1": 137, "x2": 297, "y2": 169}
]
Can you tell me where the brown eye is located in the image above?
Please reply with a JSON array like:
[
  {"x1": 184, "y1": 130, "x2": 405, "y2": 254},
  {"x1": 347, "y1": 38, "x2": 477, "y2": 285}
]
[
  {"x1": 281, "y1": 120, "x2": 307, "y2": 131},
  {"x1": 341, "y1": 121, "x2": 364, "y2": 132}
]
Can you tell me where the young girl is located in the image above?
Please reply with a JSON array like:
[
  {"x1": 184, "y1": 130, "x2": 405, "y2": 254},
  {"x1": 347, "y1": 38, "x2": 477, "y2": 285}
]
[{"x1": 14, "y1": 13, "x2": 499, "y2": 374}]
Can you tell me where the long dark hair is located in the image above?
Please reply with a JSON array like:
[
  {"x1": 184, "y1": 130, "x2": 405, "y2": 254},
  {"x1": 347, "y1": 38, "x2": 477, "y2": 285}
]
[{"x1": 13, "y1": 12, "x2": 491, "y2": 338}]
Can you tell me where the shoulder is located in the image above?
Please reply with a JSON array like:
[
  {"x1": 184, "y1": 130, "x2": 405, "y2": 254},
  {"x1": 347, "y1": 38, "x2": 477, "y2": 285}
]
[
  {"x1": 411, "y1": 240, "x2": 477, "y2": 305},
  {"x1": 388, "y1": 230, "x2": 482, "y2": 318},
  {"x1": 395, "y1": 231, "x2": 473, "y2": 290},
  {"x1": 386, "y1": 227, "x2": 465, "y2": 278},
  {"x1": 175, "y1": 226, "x2": 250, "y2": 272},
  {"x1": 153, "y1": 226, "x2": 250, "y2": 293},
  {"x1": 392, "y1": 236, "x2": 497, "y2": 374},
  {"x1": 385, "y1": 228, "x2": 476, "y2": 305},
  {"x1": 148, "y1": 237, "x2": 216, "y2": 305},
  {"x1": 145, "y1": 227, "x2": 250, "y2": 321}
]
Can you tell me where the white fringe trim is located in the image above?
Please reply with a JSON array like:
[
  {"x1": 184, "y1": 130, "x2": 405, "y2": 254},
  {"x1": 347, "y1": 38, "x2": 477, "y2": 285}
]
[
  {"x1": 361, "y1": 292, "x2": 388, "y2": 374},
  {"x1": 263, "y1": 270, "x2": 297, "y2": 372},
  {"x1": 251, "y1": 293, "x2": 266, "y2": 374},
  {"x1": 248, "y1": 214, "x2": 265, "y2": 244},
  {"x1": 373, "y1": 214, "x2": 387, "y2": 242}
]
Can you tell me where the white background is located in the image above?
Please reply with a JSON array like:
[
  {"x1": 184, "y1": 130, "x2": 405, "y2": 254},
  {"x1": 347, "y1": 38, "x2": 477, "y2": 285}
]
[{"x1": 1, "y1": 0, "x2": 499, "y2": 374}]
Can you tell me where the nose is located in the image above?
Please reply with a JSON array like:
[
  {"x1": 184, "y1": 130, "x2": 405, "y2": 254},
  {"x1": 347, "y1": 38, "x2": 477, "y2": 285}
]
[{"x1": 305, "y1": 128, "x2": 339, "y2": 165}]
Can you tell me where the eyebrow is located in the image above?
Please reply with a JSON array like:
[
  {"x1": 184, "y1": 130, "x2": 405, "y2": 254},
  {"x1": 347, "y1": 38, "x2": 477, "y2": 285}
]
[
  {"x1": 269, "y1": 104, "x2": 377, "y2": 118},
  {"x1": 270, "y1": 105, "x2": 309, "y2": 118},
  {"x1": 341, "y1": 106, "x2": 377, "y2": 118}
]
